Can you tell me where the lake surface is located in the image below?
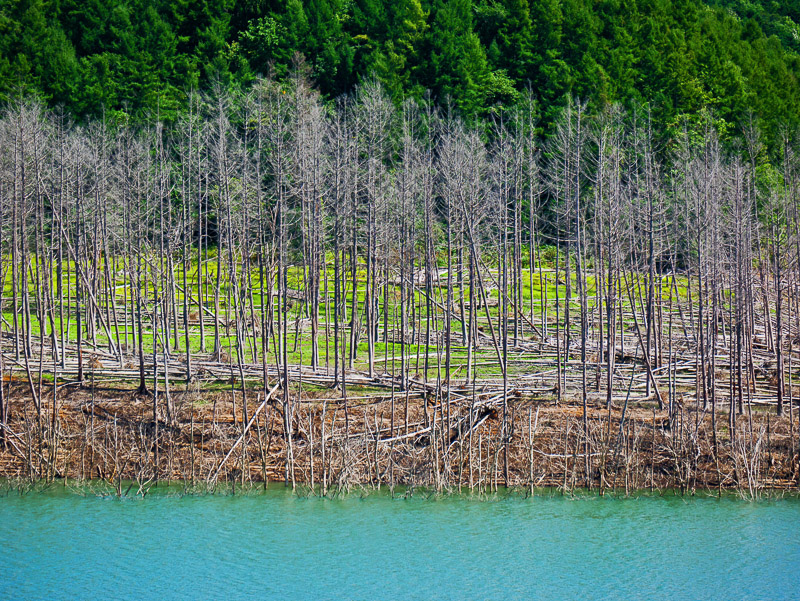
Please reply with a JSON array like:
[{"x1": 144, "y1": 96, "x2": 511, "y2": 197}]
[{"x1": 1, "y1": 485, "x2": 798, "y2": 600}]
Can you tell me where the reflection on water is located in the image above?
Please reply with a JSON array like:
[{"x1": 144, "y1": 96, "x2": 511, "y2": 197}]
[{"x1": 1, "y1": 485, "x2": 798, "y2": 600}]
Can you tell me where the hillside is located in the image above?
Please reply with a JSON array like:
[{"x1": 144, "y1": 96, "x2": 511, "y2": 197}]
[{"x1": 1, "y1": 0, "x2": 799, "y2": 138}]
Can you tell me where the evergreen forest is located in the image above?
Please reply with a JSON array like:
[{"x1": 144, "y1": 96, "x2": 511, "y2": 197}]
[{"x1": 2, "y1": 0, "x2": 800, "y2": 140}]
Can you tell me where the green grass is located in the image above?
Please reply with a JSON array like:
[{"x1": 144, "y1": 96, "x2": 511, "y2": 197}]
[{"x1": 0, "y1": 249, "x2": 708, "y2": 390}]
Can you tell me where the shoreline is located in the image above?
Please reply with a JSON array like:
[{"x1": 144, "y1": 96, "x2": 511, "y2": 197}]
[
  {"x1": 2, "y1": 381, "x2": 797, "y2": 497},
  {"x1": 4, "y1": 477, "x2": 800, "y2": 501}
]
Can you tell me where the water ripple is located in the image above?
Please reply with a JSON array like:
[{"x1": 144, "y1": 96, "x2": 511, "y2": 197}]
[{"x1": 1, "y1": 489, "x2": 798, "y2": 600}]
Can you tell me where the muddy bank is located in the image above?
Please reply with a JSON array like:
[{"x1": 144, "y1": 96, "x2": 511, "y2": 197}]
[{"x1": 1, "y1": 381, "x2": 797, "y2": 495}]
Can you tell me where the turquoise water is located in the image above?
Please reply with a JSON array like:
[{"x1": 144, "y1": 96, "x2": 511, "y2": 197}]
[{"x1": 1, "y1": 486, "x2": 799, "y2": 600}]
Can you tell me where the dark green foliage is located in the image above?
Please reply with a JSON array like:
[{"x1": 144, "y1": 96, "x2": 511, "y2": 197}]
[
  {"x1": 708, "y1": 0, "x2": 800, "y2": 54},
  {"x1": 0, "y1": 0, "x2": 798, "y2": 140},
  {"x1": 425, "y1": 0, "x2": 491, "y2": 113},
  {"x1": 0, "y1": 0, "x2": 233, "y2": 119}
]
